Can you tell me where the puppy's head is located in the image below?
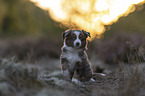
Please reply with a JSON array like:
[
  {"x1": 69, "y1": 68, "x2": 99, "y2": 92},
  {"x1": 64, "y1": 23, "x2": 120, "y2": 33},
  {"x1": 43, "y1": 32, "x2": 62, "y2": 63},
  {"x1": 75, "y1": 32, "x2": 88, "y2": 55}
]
[{"x1": 63, "y1": 29, "x2": 91, "y2": 50}]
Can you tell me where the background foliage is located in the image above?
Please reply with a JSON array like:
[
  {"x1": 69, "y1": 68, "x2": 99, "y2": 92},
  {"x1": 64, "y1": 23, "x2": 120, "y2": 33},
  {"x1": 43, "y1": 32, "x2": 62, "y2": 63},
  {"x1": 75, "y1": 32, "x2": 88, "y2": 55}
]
[{"x1": 0, "y1": 0, "x2": 63, "y2": 38}]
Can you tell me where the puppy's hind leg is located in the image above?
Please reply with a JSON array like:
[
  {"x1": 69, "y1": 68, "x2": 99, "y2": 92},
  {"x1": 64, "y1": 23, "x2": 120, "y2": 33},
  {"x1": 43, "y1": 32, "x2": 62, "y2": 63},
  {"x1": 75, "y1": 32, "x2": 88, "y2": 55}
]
[{"x1": 76, "y1": 63, "x2": 93, "y2": 82}]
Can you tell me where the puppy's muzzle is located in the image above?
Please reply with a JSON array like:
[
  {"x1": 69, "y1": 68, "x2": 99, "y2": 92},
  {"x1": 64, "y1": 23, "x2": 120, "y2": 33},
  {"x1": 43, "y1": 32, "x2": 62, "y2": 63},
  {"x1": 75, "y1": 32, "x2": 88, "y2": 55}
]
[
  {"x1": 74, "y1": 42, "x2": 81, "y2": 48},
  {"x1": 76, "y1": 42, "x2": 80, "y2": 46}
]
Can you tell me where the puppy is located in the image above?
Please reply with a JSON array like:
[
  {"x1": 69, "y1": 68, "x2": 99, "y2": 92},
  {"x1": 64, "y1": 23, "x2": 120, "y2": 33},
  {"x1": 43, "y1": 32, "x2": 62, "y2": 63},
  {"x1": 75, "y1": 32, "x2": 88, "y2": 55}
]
[{"x1": 60, "y1": 29, "x2": 93, "y2": 82}]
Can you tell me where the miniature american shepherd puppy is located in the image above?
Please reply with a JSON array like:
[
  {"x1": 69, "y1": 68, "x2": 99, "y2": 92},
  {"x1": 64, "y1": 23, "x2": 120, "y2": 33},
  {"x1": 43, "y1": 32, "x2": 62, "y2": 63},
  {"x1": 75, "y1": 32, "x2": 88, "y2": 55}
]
[{"x1": 60, "y1": 29, "x2": 93, "y2": 82}]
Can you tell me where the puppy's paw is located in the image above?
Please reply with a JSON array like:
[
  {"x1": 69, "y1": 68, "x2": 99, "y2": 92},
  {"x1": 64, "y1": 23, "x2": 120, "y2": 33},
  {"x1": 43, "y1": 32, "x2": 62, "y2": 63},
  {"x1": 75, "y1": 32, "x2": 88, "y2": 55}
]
[
  {"x1": 62, "y1": 70, "x2": 71, "y2": 81},
  {"x1": 72, "y1": 78, "x2": 82, "y2": 85},
  {"x1": 89, "y1": 78, "x2": 95, "y2": 82}
]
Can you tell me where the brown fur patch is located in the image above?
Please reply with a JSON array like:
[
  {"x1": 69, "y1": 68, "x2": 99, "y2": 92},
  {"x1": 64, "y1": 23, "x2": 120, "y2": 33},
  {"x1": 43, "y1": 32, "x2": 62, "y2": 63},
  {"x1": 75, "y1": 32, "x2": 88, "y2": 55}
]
[
  {"x1": 65, "y1": 32, "x2": 76, "y2": 47},
  {"x1": 79, "y1": 32, "x2": 87, "y2": 49}
]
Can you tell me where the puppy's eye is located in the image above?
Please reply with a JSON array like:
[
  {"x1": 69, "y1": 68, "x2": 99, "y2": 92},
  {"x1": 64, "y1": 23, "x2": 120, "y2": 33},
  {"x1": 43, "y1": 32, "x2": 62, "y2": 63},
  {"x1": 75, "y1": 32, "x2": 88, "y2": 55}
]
[{"x1": 79, "y1": 34, "x2": 84, "y2": 39}]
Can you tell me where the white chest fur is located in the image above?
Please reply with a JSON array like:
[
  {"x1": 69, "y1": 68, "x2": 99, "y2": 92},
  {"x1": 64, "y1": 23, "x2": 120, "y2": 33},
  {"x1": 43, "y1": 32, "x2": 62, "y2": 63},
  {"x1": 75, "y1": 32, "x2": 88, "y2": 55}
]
[
  {"x1": 65, "y1": 51, "x2": 81, "y2": 63},
  {"x1": 63, "y1": 50, "x2": 82, "y2": 70},
  {"x1": 62, "y1": 42, "x2": 82, "y2": 68}
]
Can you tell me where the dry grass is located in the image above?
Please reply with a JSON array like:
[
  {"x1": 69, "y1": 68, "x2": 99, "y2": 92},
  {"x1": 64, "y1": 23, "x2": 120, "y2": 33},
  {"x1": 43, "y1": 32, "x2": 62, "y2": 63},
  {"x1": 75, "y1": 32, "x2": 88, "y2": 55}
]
[
  {"x1": 0, "y1": 37, "x2": 62, "y2": 62},
  {"x1": 0, "y1": 57, "x2": 145, "y2": 96}
]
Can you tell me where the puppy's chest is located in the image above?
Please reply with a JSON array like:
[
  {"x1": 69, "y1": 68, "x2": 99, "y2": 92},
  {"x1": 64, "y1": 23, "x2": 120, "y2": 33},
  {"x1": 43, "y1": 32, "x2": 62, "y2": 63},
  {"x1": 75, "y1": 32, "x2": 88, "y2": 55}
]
[{"x1": 63, "y1": 52, "x2": 82, "y2": 63}]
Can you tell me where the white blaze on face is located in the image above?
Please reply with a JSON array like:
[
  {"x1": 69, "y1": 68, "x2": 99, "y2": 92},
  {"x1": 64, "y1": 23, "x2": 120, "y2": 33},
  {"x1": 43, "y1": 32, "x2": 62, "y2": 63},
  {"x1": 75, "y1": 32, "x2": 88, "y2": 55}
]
[{"x1": 74, "y1": 31, "x2": 81, "y2": 48}]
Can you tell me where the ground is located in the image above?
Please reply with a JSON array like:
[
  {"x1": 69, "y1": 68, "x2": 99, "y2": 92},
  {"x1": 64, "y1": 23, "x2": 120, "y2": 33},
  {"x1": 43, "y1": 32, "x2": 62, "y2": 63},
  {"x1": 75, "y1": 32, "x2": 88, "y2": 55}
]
[{"x1": 0, "y1": 57, "x2": 145, "y2": 96}]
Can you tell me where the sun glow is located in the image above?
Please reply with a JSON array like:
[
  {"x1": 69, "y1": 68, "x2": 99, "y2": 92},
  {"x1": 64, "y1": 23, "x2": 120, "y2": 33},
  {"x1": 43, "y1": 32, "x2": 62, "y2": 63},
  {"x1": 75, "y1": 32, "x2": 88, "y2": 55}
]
[{"x1": 31, "y1": 0, "x2": 145, "y2": 40}]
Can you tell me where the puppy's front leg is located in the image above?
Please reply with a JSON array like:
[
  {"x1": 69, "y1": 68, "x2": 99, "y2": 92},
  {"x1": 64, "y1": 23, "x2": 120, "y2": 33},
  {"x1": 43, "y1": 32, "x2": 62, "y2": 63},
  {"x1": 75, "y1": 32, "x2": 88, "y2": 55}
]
[
  {"x1": 68, "y1": 66, "x2": 75, "y2": 80},
  {"x1": 61, "y1": 58, "x2": 69, "y2": 79},
  {"x1": 61, "y1": 58, "x2": 68, "y2": 70},
  {"x1": 62, "y1": 65, "x2": 75, "y2": 81},
  {"x1": 68, "y1": 61, "x2": 80, "y2": 81},
  {"x1": 61, "y1": 58, "x2": 73, "y2": 81},
  {"x1": 63, "y1": 64, "x2": 75, "y2": 81}
]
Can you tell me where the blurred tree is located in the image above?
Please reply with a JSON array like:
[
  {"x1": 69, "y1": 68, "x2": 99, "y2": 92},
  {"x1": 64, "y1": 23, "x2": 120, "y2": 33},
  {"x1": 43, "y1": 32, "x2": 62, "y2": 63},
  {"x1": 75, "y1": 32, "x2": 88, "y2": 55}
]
[
  {"x1": 0, "y1": 0, "x2": 63, "y2": 38},
  {"x1": 0, "y1": 0, "x2": 7, "y2": 32}
]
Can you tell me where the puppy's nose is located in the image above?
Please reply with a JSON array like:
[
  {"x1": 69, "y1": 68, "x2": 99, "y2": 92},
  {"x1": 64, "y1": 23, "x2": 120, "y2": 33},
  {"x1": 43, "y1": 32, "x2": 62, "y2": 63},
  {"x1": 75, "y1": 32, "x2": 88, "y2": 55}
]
[{"x1": 76, "y1": 42, "x2": 80, "y2": 46}]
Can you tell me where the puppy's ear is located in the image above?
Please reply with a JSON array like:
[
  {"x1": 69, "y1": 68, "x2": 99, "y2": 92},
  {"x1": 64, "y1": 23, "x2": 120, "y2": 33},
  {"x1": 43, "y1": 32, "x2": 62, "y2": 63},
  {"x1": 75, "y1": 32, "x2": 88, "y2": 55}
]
[
  {"x1": 63, "y1": 29, "x2": 72, "y2": 40},
  {"x1": 82, "y1": 30, "x2": 91, "y2": 38}
]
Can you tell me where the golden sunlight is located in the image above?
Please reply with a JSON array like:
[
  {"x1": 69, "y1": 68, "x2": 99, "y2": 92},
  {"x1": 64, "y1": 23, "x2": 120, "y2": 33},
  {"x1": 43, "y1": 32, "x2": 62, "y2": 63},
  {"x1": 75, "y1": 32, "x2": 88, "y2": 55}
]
[{"x1": 30, "y1": 0, "x2": 145, "y2": 40}]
